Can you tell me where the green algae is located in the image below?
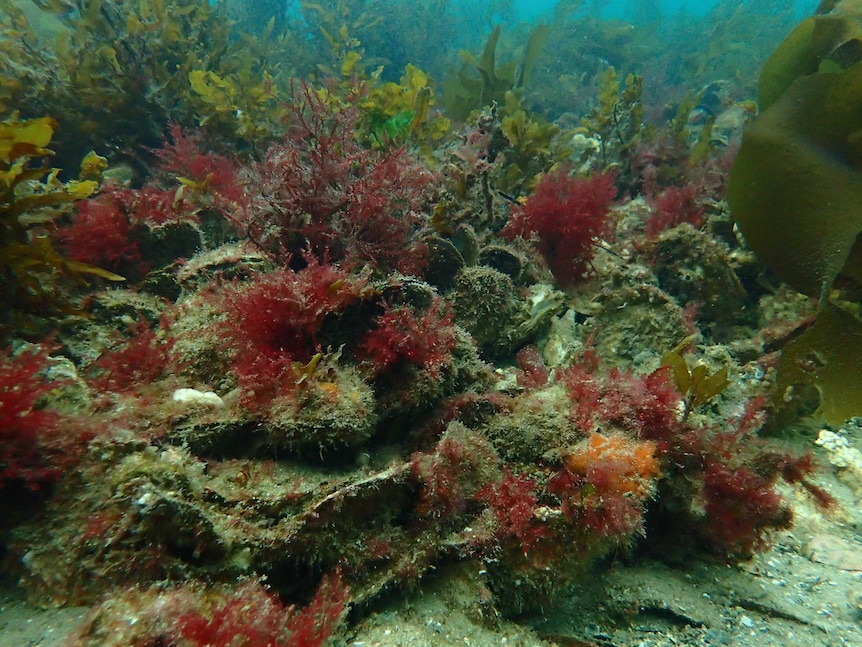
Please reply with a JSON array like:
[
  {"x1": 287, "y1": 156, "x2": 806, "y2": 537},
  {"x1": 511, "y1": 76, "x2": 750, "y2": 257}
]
[
  {"x1": 728, "y1": 60, "x2": 862, "y2": 297},
  {"x1": 777, "y1": 299, "x2": 862, "y2": 426},
  {"x1": 727, "y1": 0, "x2": 862, "y2": 425},
  {"x1": 442, "y1": 23, "x2": 548, "y2": 122}
]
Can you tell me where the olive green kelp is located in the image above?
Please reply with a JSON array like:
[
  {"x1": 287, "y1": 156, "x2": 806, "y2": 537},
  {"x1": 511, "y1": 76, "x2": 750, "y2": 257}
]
[
  {"x1": 727, "y1": 0, "x2": 862, "y2": 425},
  {"x1": 442, "y1": 23, "x2": 549, "y2": 122}
]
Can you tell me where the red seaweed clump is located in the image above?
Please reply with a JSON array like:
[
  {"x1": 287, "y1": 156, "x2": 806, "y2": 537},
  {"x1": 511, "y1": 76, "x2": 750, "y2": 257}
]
[
  {"x1": 411, "y1": 422, "x2": 500, "y2": 520},
  {"x1": 554, "y1": 354, "x2": 831, "y2": 558},
  {"x1": 503, "y1": 167, "x2": 617, "y2": 285},
  {"x1": 216, "y1": 257, "x2": 368, "y2": 409},
  {"x1": 514, "y1": 345, "x2": 550, "y2": 389},
  {"x1": 475, "y1": 467, "x2": 549, "y2": 554},
  {"x1": 359, "y1": 297, "x2": 458, "y2": 378},
  {"x1": 86, "y1": 321, "x2": 174, "y2": 394},
  {"x1": 67, "y1": 573, "x2": 348, "y2": 647},
  {"x1": 174, "y1": 573, "x2": 348, "y2": 647},
  {"x1": 239, "y1": 85, "x2": 435, "y2": 274},
  {"x1": 56, "y1": 184, "x2": 199, "y2": 279},
  {"x1": 549, "y1": 431, "x2": 661, "y2": 541},
  {"x1": 155, "y1": 123, "x2": 247, "y2": 213},
  {"x1": 0, "y1": 346, "x2": 92, "y2": 492},
  {"x1": 645, "y1": 182, "x2": 706, "y2": 239}
]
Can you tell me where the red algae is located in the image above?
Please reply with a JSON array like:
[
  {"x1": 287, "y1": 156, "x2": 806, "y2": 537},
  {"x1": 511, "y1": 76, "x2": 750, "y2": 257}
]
[
  {"x1": 502, "y1": 168, "x2": 617, "y2": 285},
  {"x1": 0, "y1": 346, "x2": 94, "y2": 492},
  {"x1": 359, "y1": 297, "x2": 458, "y2": 378}
]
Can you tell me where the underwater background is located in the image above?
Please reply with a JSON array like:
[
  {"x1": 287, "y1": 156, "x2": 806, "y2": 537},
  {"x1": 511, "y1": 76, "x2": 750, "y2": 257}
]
[
  {"x1": 514, "y1": 0, "x2": 820, "y2": 22},
  {"x1": 2, "y1": 1, "x2": 862, "y2": 646}
]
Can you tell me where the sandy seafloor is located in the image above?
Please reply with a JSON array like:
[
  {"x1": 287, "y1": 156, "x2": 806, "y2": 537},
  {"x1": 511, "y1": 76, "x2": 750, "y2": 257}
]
[{"x1": 2, "y1": 430, "x2": 860, "y2": 647}]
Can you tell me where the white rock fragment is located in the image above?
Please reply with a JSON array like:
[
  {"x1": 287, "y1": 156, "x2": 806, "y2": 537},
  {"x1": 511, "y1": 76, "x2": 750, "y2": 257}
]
[
  {"x1": 815, "y1": 429, "x2": 862, "y2": 492},
  {"x1": 172, "y1": 387, "x2": 225, "y2": 408}
]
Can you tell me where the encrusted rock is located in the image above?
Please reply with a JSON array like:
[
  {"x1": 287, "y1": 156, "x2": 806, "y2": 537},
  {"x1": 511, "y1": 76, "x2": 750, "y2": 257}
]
[
  {"x1": 485, "y1": 384, "x2": 573, "y2": 462},
  {"x1": 424, "y1": 235, "x2": 466, "y2": 291},
  {"x1": 452, "y1": 266, "x2": 523, "y2": 357},
  {"x1": 266, "y1": 365, "x2": 377, "y2": 452},
  {"x1": 651, "y1": 223, "x2": 748, "y2": 336},
  {"x1": 175, "y1": 241, "x2": 274, "y2": 291},
  {"x1": 587, "y1": 283, "x2": 690, "y2": 370},
  {"x1": 478, "y1": 244, "x2": 530, "y2": 283}
]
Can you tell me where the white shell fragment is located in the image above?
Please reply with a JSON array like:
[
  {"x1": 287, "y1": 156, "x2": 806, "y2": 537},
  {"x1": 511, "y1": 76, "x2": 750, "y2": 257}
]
[{"x1": 172, "y1": 387, "x2": 225, "y2": 408}]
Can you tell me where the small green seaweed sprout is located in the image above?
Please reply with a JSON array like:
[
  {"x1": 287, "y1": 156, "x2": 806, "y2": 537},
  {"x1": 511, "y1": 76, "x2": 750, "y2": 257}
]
[{"x1": 661, "y1": 336, "x2": 729, "y2": 421}]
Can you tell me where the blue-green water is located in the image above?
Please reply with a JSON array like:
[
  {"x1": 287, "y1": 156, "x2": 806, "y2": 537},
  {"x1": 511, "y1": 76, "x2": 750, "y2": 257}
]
[
  {"x1": 514, "y1": 0, "x2": 820, "y2": 22},
  {"x1": 269, "y1": 0, "x2": 822, "y2": 27}
]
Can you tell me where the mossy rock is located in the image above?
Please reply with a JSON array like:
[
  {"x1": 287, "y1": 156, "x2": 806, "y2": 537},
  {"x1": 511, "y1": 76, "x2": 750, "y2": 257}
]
[
  {"x1": 588, "y1": 284, "x2": 689, "y2": 370},
  {"x1": 651, "y1": 223, "x2": 747, "y2": 334},
  {"x1": 451, "y1": 266, "x2": 524, "y2": 357},
  {"x1": 266, "y1": 368, "x2": 377, "y2": 453},
  {"x1": 485, "y1": 384, "x2": 571, "y2": 463}
]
